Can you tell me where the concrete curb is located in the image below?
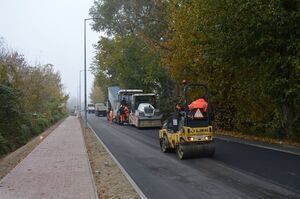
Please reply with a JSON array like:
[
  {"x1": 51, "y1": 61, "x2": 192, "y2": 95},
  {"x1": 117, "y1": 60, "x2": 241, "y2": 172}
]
[
  {"x1": 216, "y1": 136, "x2": 300, "y2": 156},
  {"x1": 88, "y1": 123, "x2": 147, "y2": 199},
  {"x1": 79, "y1": 119, "x2": 99, "y2": 199}
]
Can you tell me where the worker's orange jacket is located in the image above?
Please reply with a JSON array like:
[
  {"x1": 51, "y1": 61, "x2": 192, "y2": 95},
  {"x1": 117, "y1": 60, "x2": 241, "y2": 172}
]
[
  {"x1": 188, "y1": 98, "x2": 208, "y2": 112},
  {"x1": 124, "y1": 106, "x2": 129, "y2": 115}
]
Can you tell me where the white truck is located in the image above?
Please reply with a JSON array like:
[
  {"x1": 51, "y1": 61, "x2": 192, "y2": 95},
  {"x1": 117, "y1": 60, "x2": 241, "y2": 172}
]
[
  {"x1": 129, "y1": 93, "x2": 163, "y2": 128},
  {"x1": 95, "y1": 102, "x2": 107, "y2": 117},
  {"x1": 87, "y1": 104, "x2": 95, "y2": 114},
  {"x1": 107, "y1": 86, "x2": 143, "y2": 124}
]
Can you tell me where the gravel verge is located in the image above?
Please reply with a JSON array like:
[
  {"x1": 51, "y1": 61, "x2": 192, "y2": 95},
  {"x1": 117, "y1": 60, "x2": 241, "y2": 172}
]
[{"x1": 80, "y1": 119, "x2": 139, "y2": 199}]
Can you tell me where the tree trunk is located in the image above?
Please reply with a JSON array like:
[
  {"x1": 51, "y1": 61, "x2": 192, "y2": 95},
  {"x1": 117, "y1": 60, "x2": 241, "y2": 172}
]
[{"x1": 282, "y1": 102, "x2": 295, "y2": 136}]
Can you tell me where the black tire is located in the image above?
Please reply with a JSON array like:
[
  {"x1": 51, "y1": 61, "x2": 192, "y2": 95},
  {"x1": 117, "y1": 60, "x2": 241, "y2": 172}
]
[{"x1": 160, "y1": 135, "x2": 171, "y2": 153}]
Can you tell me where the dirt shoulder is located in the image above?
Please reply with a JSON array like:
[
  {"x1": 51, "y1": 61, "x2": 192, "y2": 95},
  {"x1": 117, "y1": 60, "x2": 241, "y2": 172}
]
[
  {"x1": 0, "y1": 118, "x2": 65, "y2": 180},
  {"x1": 80, "y1": 119, "x2": 139, "y2": 199}
]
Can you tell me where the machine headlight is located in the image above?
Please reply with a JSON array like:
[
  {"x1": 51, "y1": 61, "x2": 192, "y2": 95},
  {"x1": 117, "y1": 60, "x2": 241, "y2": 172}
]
[{"x1": 205, "y1": 136, "x2": 211, "y2": 140}]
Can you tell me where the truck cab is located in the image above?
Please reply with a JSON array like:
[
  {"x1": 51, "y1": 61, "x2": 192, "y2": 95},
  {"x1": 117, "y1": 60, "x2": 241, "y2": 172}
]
[
  {"x1": 87, "y1": 104, "x2": 95, "y2": 114},
  {"x1": 95, "y1": 102, "x2": 107, "y2": 117}
]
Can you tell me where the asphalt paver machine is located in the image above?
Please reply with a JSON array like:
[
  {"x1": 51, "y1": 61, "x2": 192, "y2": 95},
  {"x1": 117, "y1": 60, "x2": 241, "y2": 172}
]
[
  {"x1": 129, "y1": 93, "x2": 163, "y2": 128},
  {"x1": 159, "y1": 83, "x2": 215, "y2": 159}
]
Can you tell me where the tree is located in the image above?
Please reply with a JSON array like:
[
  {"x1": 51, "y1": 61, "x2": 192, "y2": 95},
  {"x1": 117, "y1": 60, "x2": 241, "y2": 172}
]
[
  {"x1": 0, "y1": 84, "x2": 23, "y2": 153},
  {"x1": 89, "y1": 0, "x2": 168, "y2": 42},
  {"x1": 90, "y1": 0, "x2": 300, "y2": 140},
  {"x1": 162, "y1": 0, "x2": 300, "y2": 138},
  {"x1": 90, "y1": 0, "x2": 177, "y2": 115},
  {"x1": 90, "y1": 81, "x2": 105, "y2": 103},
  {"x1": 0, "y1": 40, "x2": 68, "y2": 156}
]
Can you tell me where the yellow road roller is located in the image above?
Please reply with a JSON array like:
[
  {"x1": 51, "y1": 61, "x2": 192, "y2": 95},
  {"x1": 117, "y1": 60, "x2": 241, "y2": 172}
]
[{"x1": 159, "y1": 83, "x2": 215, "y2": 159}]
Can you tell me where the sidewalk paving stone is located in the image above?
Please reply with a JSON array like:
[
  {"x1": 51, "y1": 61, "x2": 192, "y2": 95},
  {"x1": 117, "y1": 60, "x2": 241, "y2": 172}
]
[{"x1": 0, "y1": 116, "x2": 97, "y2": 199}]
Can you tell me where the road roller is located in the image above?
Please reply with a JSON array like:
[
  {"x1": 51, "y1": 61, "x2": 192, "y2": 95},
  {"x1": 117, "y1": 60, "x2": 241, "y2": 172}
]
[{"x1": 159, "y1": 83, "x2": 215, "y2": 159}]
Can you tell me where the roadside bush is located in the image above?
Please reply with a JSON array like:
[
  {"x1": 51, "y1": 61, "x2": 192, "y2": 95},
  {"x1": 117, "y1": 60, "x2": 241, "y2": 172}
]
[
  {"x1": 31, "y1": 117, "x2": 50, "y2": 134},
  {"x1": 0, "y1": 43, "x2": 68, "y2": 157},
  {"x1": 16, "y1": 124, "x2": 31, "y2": 145},
  {"x1": 0, "y1": 133, "x2": 9, "y2": 155}
]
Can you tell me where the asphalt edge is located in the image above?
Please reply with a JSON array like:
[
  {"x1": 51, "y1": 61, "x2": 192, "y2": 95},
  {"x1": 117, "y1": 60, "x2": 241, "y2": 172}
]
[
  {"x1": 78, "y1": 118, "x2": 99, "y2": 199},
  {"x1": 216, "y1": 136, "x2": 300, "y2": 156},
  {"x1": 88, "y1": 123, "x2": 147, "y2": 199}
]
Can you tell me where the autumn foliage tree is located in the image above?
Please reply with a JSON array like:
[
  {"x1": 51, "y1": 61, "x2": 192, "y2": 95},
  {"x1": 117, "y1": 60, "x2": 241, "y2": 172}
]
[
  {"x1": 89, "y1": 0, "x2": 176, "y2": 115},
  {"x1": 90, "y1": 81, "x2": 105, "y2": 103},
  {"x1": 162, "y1": 0, "x2": 300, "y2": 139},
  {"x1": 0, "y1": 41, "x2": 68, "y2": 155},
  {"x1": 89, "y1": 0, "x2": 300, "y2": 140}
]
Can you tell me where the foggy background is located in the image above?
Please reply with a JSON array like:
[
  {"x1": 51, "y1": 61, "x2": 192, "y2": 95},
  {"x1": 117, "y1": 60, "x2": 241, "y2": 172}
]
[{"x1": 0, "y1": 0, "x2": 102, "y2": 109}]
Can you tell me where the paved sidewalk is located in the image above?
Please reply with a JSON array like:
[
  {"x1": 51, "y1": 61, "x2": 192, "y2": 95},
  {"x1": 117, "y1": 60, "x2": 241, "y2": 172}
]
[{"x1": 0, "y1": 116, "x2": 98, "y2": 199}]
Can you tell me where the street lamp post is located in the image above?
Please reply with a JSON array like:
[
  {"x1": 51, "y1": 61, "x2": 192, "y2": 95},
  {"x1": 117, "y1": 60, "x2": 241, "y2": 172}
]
[
  {"x1": 78, "y1": 70, "x2": 84, "y2": 115},
  {"x1": 84, "y1": 17, "x2": 101, "y2": 128},
  {"x1": 78, "y1": 69, "x2": 91, "y2": 118}
]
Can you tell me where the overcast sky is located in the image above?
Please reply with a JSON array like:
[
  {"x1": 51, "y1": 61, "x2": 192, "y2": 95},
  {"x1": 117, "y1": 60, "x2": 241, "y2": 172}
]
[{"x1": 0, "y1": 0, "x2": 102, "y2": 105}]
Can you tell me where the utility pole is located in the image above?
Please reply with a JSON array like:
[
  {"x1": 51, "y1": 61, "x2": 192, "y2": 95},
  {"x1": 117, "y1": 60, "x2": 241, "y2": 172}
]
[
  {"x1": 83, "y1": 17, "x2": 101, "y2": 128},
  {"x1": 78, "y1": 70, "x2": 84, "y2": 116}
]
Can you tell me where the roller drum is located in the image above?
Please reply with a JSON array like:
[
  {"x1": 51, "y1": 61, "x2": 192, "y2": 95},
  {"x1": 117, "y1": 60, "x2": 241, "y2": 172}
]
[{"x1": 178, "y1": 141, "x2": 215, "y2": 159}]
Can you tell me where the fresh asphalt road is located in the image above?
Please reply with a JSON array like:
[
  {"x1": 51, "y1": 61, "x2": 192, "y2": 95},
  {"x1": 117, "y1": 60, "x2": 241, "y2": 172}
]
[{"x1": 87, "y1": 114, "x2": 300, "y2": 199}]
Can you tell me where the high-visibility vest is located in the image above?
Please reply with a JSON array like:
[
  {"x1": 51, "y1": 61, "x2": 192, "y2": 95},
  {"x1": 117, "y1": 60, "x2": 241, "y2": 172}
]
[
  {"x1": 109, "y1": 110, "x2": 113, "y2": 118},
  {"x1": 124, "y1": 106, "x2": 129, "y2": 115}
]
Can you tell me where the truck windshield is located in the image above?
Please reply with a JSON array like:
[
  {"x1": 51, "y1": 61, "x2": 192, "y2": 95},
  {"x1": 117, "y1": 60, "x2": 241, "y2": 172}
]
[{"x1": 135, "y1": 96, "x2": 156, "y2": 110}]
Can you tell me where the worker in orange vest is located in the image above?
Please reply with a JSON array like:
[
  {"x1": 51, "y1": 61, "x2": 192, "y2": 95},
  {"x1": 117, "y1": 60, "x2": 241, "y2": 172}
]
[
  {"x1": 124, "y1": 106, "x2": 129, "y2": 117},
  {"x1": 119, "y1": 105, "x2": 124, "y2": 123},
  {"x1": 119, "y1": 105, "x2": 129, "y2": 123},
  {"x1": 109, "y1": 110, "x2": 113, "y2": 124}
]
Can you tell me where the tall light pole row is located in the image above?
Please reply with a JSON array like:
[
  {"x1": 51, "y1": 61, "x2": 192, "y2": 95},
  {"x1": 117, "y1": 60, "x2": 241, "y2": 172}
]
[
  {"x1": 78, "y1": 70, "x2": 84, "y2": 114},
  {"x1": 83, "y1": 17, "x2": 101, "y2": 128},
  {"x1": 78, "y1": 69, "x2": 91, "y2": 117}
]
